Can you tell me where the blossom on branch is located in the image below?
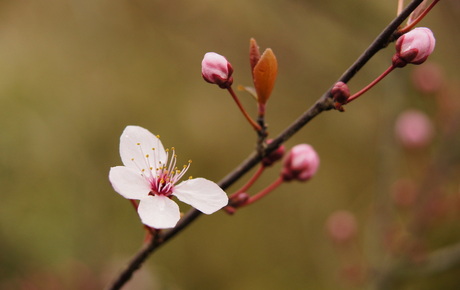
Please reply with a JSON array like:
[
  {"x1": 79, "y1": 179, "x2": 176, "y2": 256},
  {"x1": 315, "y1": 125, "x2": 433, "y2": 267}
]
[
  {"x1": 201, "y1": 52, "x2": 234, "y2": 88},
  {"x1": 109, "y1": 126, "x2": 228, "y2": 229}
]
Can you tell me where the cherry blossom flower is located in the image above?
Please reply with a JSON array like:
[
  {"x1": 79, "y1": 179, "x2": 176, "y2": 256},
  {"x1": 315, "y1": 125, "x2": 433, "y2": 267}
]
[{"x1": 109, "y1": 126, "x2": 228, "y2": 229}]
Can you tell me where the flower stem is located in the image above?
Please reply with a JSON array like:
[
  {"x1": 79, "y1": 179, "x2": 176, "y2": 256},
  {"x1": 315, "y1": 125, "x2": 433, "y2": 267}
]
[
  {"x1": 227, "y1": 86, "x2": 263, "y2": 132},
  {"x1": 346, "y1": 65, "x2": 396, "y2": 104},
  {"x1": 398, "y1": 0, "x2": 440, "y2": 34},
  {"x1": 243, "y1": 176, "x2": 284, "y2": 206},
  {"x1": 129, "y1": 199, "x2": 139, "y2": 210},
  {"x1": 231, "y1": 165, "x2": 265, "y2": 197}
]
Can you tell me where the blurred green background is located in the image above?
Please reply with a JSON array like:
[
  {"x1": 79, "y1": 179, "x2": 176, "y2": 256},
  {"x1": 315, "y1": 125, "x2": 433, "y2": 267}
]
[{"x1": 1, "y1": 0, "x2": 460, "y2": 289}]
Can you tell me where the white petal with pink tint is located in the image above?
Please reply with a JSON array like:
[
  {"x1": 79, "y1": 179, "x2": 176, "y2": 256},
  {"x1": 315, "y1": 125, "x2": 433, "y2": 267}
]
[
  {"x1": 173, "y1": 178, "x2": 228, "y2": 214},
  {"x1": 120, "y1": 126, "x2": 167, "y2": 171},
  {"x1": 109, "y1": 166, "x2": 151, "y2": 200},
  {"x1": 138, "y1": 195, "x2": 180, "y2": 229}
]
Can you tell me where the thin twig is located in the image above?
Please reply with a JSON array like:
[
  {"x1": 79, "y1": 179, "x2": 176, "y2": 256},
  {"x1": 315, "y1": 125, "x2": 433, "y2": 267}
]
[{"x1": 107, "y1": 1, "x2": 426, "y2": 288}]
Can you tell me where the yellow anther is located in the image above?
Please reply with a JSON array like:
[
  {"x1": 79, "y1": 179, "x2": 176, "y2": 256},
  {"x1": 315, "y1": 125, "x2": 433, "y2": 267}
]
[
  {"x1": 145, "y1": 154, "x2": 149, "y2": 158},
  {"x1": 131, "y1": 158, "x2": 134, "y2": 161},
  {"x1": 188, "y1": 176, "x2": 193, "y2": 179},
  {"x1": 165, "y1": 148, "x2": 170, "y2": 152},
  {"x1": 136, "y1": 143, "x2": 141, "y2": 145},
  {"x1": 156, "y1": 135, "x2": 160, "y2": 139},
  {"x1": 188, "y1": 160, "x2": 192, "y2": 163},
  {"x1": 171, "y1": 147, "x2": 175, "y2": 150},
  {"x1": 141, "y1": 169, "x2": 145, "y2": 172},
  {"x1": 150, "y1": 167, "x2": 153, "y2": 170}
]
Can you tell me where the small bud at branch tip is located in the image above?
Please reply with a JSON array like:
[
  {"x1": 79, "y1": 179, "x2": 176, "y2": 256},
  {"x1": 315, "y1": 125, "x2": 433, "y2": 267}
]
[{"x1": 202, "y1": 52, "x2": 234, "y2": 89}]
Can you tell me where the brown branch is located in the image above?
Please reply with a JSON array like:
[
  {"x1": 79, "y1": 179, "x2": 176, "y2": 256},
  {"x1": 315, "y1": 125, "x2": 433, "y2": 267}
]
[{"x1": 107, "y1": 0, "x2": 426, "y2": 288}]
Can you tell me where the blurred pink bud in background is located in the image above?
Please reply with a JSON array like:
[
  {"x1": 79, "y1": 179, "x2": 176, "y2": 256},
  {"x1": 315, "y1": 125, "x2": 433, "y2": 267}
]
[
  {"x1": 201, "y1": 52, "x2": 234, "y2": 88},
  {"x1": 281, "y1": 144, "x2": 320, "y2": 181},
  {"x1": 411, "y1": 62, "x2": 444, "y2": 94},
  {"x1": 395, "y1": 27, "x2": 435, "y2": 65},
  {"x1": 395, "y1": 109, "x2": 434, "y2": 148},
  {"x1": 325, "y1": 210, "x2": 358, "y2": 244}
]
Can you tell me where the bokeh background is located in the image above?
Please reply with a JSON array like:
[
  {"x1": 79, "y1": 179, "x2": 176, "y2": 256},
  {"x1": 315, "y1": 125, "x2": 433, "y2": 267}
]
[{"x1": 1, "y1": 0, "x2": 460, "y2": 289}]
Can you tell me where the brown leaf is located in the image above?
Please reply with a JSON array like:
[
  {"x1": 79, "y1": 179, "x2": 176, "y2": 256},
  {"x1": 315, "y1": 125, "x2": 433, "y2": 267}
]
[{"x1": 253, "y1": 48, "x2": 278, "y2": 104}]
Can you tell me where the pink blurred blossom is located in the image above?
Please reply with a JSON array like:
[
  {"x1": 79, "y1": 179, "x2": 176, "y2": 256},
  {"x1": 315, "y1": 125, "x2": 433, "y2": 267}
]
[
  {"x1": 395, "y1": 109, "x2": 434, "y2": 148},
  {"x1": 325, "y1": 210, "x2": 358, "y2": 244},
  {"x1": 411, "y1": 62, "x2": 444, "y2": 94}
]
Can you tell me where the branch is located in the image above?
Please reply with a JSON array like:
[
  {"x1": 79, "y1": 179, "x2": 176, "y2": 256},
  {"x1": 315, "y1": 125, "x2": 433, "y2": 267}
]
[{"x1": 107, "y1": 1, "x2": 425, "y2": 288}]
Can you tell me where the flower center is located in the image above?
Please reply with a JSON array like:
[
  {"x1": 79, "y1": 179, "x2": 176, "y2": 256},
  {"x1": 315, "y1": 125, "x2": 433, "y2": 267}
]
[{"x1": 135, "y1": 145, "x2": 191, "y2": 197}]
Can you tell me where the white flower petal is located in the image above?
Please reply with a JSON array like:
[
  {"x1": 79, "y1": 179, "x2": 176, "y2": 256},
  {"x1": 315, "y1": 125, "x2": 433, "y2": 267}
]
[
  {"x1": 173, "y1": 178, "x2": 228, "y2": 214},
  {"x1": 137, "y1": 195, "x2": 180, "y2": 229},
  {"x1": 109, "y1": 166, "x2": 151, "y2": 200},
  {"x1": 119, "y1": 126, "x2": 167, "y2": 171}
]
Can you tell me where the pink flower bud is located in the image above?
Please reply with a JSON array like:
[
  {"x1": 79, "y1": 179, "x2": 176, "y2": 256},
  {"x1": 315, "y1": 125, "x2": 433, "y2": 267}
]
[
  {"x1": 394, "y1": 27, "x2": 435, "y2": 66},
  {"x1": 395, "y1": 109, "x2": 434, "y2": 148},
  {"x1": 201, "y1": 52, "x2": 234, "y2": 88},
  {"x1": 281, "y1": 144, "x2": 320, "y2": 182},
  {"x1": 331, "y1": 81, "x2": 350, "y2": 111}
]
